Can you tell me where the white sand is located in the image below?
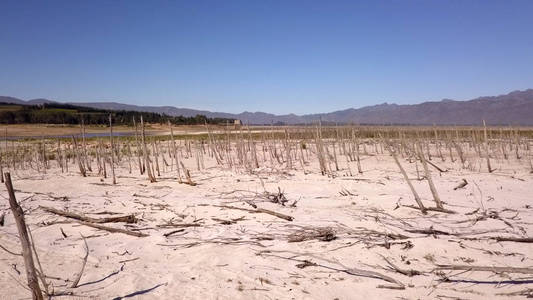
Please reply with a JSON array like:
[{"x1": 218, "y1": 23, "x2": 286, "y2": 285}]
[{"x1": 1, "y1": 144, "x2": 532, "y2": 299}]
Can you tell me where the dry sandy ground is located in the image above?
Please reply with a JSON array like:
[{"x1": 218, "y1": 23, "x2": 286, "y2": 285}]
[
  {"x1": 1, "y1": 150, "x2": 532, "y2": 299},
  {"x1": 1, "y1": 124, "x2": 204, "y2": 138},
  {"x1": 1, "y1": 124, "x2": 280, "y2": 138},
  {"x1": 1, "y1": 124, "x2": 144, "y2": 137}
]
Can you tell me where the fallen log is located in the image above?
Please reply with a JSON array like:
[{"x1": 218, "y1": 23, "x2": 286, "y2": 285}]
[
  {"x1": 76, "y1": 221, "x2": 148, "y2": 237},
  {"x1": 40, "y1": 206, "x2": 136, "y2": 224}
]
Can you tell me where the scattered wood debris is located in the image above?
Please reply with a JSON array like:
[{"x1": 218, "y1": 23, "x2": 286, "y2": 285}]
[
  {"x1": 288, "y1": 227, "x2": 336, "y2": 242},
  {"x1": 453, "y1": 179, "x2": 468, "y2": 190},
  {"x1": 40, "y1": 206, "x2": 137, "y2": 224}
]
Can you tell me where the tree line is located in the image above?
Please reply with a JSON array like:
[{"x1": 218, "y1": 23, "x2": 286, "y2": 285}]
[{"x1": 0, "y1": 102, "x2": 233, "y2": 125}]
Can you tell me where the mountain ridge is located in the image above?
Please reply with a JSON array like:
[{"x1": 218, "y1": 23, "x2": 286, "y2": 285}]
[{"x1": 1, "y1": 89, "x2": 533, "y2": 125}]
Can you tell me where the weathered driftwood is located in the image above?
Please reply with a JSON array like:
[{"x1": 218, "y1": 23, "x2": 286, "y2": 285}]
[
  {"x1": 212, "y1": 216, "x2": 246, "y2": 225},
  {"x1": 156, "y1": 223, "x2": 201, "y2": 228},
  {"x1": 40, "y1": 206, "x2": 136, "y2": 224},
  {"x1": 76, "y1": 221, "x2": 148, "y2": 237},
  {"x1": 260, "y1": 251, "x2": 404, "y2": 289},
  {"x1": 435, "y1": 264, "x2": 533, "y2": 275},
  {"x1": 215, "y1": 205, "x2": 294, "y2": 221},
  {"x1": 401, "y1": 204, "x2": 456, "y2": 214},
  {"x1": 426, "y1": 160, "x2": 447, "y2": 173},
  {"x1": 158, "y1": 237, "x2": 266, "y2": 248},
  {"x1": 5, "y1": 172, "x2": 44, "y2": 300},
  {"x1": 288, "y1": 227, "x2": 336, "y2": 242},
  {"x1": 70, "y1": 237, "x2": 89, "y2": 288},
  {"x1": 496, "y1": 288, "x2": 533, "y2": 297},
  {"x1": 453, "y1": 179, "x2": 468, "y2": 190},
  {"x1": 265, "y1": 187, "x2": 288, "y2": 206},
  {"x1": 0, "y1": 243, "x2": 22, "y2": 256},
  {"x1": 163, "y1": 229, "x2": 185, "y2": 237},
  {"x1": 255, "y1": 207, "x2": 294, "y2": 221},
  {"x1": 380, "y1": 255, "x2": 423, "y2": 277},
  {"x1": 405, "y1": 228, "x2": 452, "y2": 236},
  {"x1": 490, "y1": 236, "x2": 533, "y2": 243},
  {"x1": 468, "y1": 210, "x2": 514, "y2": 228}
]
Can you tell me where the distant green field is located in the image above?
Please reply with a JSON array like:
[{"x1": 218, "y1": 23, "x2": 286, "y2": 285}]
[{"x1": 0, "y1": 105, "x2": 22, "y2": 111}]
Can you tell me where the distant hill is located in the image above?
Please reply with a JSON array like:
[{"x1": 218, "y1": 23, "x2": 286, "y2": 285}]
[
  {"x1": 2, "y1": 89, "x2": 533, "y2": 125},
  {"x1": 0, "y1": 96, "x2": 26, "y2": 105},
  {"x1": 307, "y1": 89, "x2": 533, "y2": 125}
]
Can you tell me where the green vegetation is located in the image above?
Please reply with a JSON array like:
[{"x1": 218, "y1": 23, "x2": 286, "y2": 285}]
[
  {"x1": 0, "y1": 105, "x2": 22, "y2": 112},
  {"x1": 0, "y1": 102, "x2": 233, "y2": 125}
]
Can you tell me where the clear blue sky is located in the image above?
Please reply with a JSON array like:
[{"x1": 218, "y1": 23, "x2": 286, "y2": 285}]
[{"x1": 1, "y1": 0, "x2": 532, "y2": 114}]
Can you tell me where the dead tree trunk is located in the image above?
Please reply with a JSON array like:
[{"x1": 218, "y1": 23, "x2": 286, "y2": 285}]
[
  {"x1": 72, "y1": 136, "x2": 86, "y2": 177},
  {"x1": 140, "y1": 116, "x2": 156, "y2": 182},
  {"x1": 0, "y1": 154, "x2": 3, "y2": 183},
  {"x1": 80, "y1": 115, "x2": 92, "y2": 172},
  {"x1": 5, "y1": 172, "x2": 43, "y2": 300},
  {"x1": 417, "y1": 143, "x2": 443, "y2": 209},
  {"x1": 109, "y1": 114, "x2": 116, "y2": 184},
  {"x1": 133, "y1": 117, "x2": 144, "y2": 175},
  {"x1": 483, "y1": 120, "x2": 494, "y2": 172},
  {"x1": 389, "y1": 144, "x2": 427, "y2": 214},
  {"x1": 169, "y1": 121, "x2": 183, "y2": 182}
]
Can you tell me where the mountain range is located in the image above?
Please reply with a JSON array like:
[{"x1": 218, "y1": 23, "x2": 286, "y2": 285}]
[{"x1": 2, "y1": 89, "x2": 533, "y2": 125}]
